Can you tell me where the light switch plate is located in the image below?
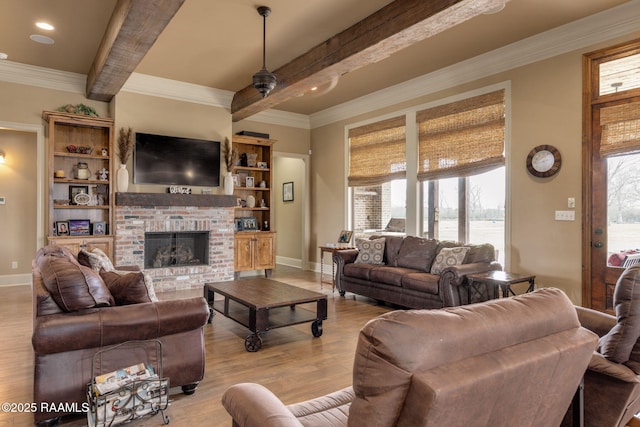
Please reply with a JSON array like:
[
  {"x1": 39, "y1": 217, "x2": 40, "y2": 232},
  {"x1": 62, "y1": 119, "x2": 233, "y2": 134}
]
[{"x1": 555, "y1": 210, "x2": 575, "y2": 221}]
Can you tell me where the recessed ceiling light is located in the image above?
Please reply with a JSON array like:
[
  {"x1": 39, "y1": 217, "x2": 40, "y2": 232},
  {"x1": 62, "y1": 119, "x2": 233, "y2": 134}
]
[
  {"x1": 30, "y1": 34, "x2": 55, "y2": 45},
  {"x1": 36, "y1": 22, "x2": 54, "y2": 31},
  {"x1": 0, "y1": 53, "x2": 8, "y2": 60}
]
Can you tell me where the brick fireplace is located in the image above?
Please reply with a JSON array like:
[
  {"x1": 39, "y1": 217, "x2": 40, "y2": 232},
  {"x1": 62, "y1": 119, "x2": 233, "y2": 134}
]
[{"x1": 114, "y1": 193, "x2": 237, "y2": 292}]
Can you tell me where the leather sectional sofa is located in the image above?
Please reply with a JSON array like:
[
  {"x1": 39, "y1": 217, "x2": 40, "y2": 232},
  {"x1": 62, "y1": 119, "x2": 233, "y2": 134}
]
[
  {"x1": 334, "y1": 235, "x2": 501, "y2": 309},
  {"x1": 31, "y1": 245, "x2": 209, "y2": 426}
]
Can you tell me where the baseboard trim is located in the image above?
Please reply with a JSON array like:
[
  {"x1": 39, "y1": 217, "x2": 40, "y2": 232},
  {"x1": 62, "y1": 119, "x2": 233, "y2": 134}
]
[
  {"x1": 276, "y1": 256, "x2": 302, "y2": 269},
  {"x1": 0, "y1": 274, "x2": 30, "y2": 287}
]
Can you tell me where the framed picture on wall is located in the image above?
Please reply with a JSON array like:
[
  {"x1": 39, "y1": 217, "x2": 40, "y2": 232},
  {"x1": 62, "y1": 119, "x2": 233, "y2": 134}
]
[{"x1": 283, "y1": 181, "x2": 294, "y2": 202}]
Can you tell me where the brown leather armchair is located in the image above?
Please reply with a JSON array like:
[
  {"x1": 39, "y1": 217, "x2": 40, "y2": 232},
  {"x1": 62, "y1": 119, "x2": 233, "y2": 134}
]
[
  {"x1": 31, "y1": 245, "x2": 210, "y2": 426},
  {"x1": 223, "y1": 288, "x2": 597, "y2": 427},
  {"x1": 567, "y1": 264, "x2": 640, "y2": 427}
]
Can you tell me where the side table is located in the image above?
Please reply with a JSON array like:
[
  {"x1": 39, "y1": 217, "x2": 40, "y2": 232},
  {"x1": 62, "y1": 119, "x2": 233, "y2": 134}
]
[
  {"x1": 319, "y1": 246, "x2": 355, "y2": 291},
  {"x1": 466, "y1": 271, "x2": 536, "y2": 302}
]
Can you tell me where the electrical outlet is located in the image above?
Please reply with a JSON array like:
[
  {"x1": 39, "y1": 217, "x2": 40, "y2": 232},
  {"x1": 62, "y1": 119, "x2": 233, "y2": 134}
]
[
  {"x1": 11, "y1": 261, "x2": 18, "y2": 269},
  {"x1": 568, "y1": 197, "x2": 575, "y2": 208},
  {"x1": 555, "y1": 210, "x2": 575, "y2": 221}
]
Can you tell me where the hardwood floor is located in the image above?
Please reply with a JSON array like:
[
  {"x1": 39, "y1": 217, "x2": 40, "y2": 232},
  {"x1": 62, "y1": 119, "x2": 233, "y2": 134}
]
[{"x1": 0, "y1": 266, "x2": 392, "y2": 426}]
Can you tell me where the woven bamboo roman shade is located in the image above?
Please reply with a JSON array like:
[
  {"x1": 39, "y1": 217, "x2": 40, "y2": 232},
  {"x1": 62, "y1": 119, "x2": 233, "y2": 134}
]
[
  {"x1": 600, "y1": 101, "x2": 640, "y2": 157},
  {"x1": 348, "y1": 116, "x2": 406, "y2": 186},
  {"x1": 417, "y1": 90, "x2": 505, "y2": 181}
]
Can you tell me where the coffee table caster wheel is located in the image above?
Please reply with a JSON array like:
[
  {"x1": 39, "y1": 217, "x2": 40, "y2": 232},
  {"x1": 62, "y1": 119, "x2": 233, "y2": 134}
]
[
  {"x1": 245, "y1": 334, "x2": 262, "y2": 352},
  {"x1": 311, "y1": 320, "x2": 323, "y2": 337}
]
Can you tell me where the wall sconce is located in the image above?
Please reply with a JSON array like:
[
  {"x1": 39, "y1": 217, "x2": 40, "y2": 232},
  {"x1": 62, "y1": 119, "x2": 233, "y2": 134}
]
[{"x1": 0, "y1": 151, "x2": 5, "y2": 164}]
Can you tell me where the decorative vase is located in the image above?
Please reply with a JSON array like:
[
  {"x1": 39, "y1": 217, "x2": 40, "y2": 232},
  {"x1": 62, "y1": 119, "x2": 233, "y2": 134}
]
[
  {"x1": 117, "y1": 164, "x2": 129, "y2": 193},
  {"x1": 246, "y1": 195, "x2": 256, "y2": 208},
  {"x1": 224, "y1": 172, "x2": 234, "y2": 195}
]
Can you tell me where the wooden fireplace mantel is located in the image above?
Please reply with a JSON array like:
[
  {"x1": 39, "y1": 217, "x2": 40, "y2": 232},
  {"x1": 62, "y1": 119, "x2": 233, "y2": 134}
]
[{"x1": 115, "y1": 192, "x2": 237, "y2": 208}]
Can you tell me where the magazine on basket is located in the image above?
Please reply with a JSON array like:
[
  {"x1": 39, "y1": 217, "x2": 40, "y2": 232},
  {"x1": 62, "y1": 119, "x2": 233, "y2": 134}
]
[{"x1": 92, "y1": 362, "x2": 155, "y2": 396}]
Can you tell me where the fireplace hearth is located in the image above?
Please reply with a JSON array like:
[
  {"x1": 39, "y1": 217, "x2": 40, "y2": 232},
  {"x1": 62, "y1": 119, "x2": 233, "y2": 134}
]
[{"x1": 145, "y1": 232, "x2": 209, "y2": 269}]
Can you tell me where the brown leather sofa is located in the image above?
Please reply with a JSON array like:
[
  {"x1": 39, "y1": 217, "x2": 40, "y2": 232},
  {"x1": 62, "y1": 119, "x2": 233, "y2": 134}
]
[
  {"x1": 562, "y1": 264, "x2": 640, "y2": 427},
  {"x1": 222, "y1": 288, "x2": 598, "y2": 426},
  {"x1": 333, "y1": 235, "x2": 501, "y2": 308},
  {"x1": 31, "y1": 245, "x2": 210, "y2": 426}
]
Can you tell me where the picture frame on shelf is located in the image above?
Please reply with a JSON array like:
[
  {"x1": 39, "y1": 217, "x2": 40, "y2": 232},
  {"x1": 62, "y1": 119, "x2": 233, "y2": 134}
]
[
  {"x1": 283, "y1": 181, "x2": 294, "y2": 202},
  {"x1": 232, "y1": 174, "x2": 240, "y2": 187},
  {"x1": 55, "y1": 221, "x2": 70, "y2": 236},
  {"x1": 338, "y1": 230, "x2": 353, "y2": 244},
  {"x1": 245, "y1": 176, "x2": 254, "y2": 188},
  {"x1": 68, "y1": 219, "x2": 91, "y2": 236},
  {"x1": 69, "y1": 185, "x2": 89, "y2": 205},
  {"x1": 92, "y1": 222, "x2": 106, "y2": 235},
  {"x1": 240, "y1": 217, "x2": 259, "y2": 231},
  {"x1": 235, "y1": 218, "x2": 244, "y2": 231}
]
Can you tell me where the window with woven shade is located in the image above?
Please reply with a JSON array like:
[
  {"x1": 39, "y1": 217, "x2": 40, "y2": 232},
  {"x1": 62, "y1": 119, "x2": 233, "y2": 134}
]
[
  {"x1": 417, "y1": 89, "x2": 505, "y2": 181},
  {"x1": 348, "y1": 116, "x2": 406, "y2": 187},
  {"x1": 599, "y1": 101, "x2": 640, "y2": 157}
]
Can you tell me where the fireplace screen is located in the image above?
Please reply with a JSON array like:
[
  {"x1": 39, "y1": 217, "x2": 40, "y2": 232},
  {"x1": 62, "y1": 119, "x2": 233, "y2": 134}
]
[{"x1": 144, "y1": 232, "x2": 209, "y2": 269}]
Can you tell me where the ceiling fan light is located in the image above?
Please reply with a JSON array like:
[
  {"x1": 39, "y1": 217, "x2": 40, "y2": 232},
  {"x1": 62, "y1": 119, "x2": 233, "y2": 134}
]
[
  {"x1": 252, "y1": 6, "x2": 276, "y2": 98},
  {"x1": 253, "y1": 67, "x2": 277, "y2": 98}
]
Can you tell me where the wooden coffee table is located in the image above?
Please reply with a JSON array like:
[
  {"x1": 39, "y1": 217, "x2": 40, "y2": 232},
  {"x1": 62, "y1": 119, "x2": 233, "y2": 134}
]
[{"x1": 204, "y1": 278, "x2": 328, "y2": 352}]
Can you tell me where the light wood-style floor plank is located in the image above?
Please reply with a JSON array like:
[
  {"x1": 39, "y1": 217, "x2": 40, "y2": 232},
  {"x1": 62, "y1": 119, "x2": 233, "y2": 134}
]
[{"x1": 0, "y1": 266, "x2": 391, "y2": 426}]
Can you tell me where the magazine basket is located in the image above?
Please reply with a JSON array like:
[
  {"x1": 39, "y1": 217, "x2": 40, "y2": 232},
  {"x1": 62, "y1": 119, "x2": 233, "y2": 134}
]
[{"x1": 87, "y1": 340, "x2": 170, "y2": 427}]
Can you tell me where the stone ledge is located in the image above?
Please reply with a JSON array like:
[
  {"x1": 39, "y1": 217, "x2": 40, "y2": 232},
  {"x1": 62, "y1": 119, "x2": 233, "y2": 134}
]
[{"x1": 115, "y1": 192, "x2": 237, "y2": 207}]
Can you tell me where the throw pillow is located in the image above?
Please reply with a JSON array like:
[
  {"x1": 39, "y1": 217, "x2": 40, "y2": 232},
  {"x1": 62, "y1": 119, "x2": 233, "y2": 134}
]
[
  {"x1": 430, "y1": 246, "x2": 470, "y2": 275},
  {"x1": 78, "y1": 247, "x2": 115, "y2": 272},
  {"x1": 396, "y1": 236, "x2": 439, "y2": 272},
  {"x1": 355, "y1": 238, "x2": 386, "y2": 265},
  {"x1": 39, "y1": 254, "x2": 114, "y2": 311},
  {"x1": 100, "y1": 270, "x2": 153, "y2": 305}
]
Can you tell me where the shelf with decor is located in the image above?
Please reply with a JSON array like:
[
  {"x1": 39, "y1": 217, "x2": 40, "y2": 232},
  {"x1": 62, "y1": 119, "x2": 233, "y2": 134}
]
[
  {"x1": 230, "y1": 134, "x2": 276, "y2": 278},
  {"x1": 43, "y1": 110, "x2": 114, "y2": 258}
]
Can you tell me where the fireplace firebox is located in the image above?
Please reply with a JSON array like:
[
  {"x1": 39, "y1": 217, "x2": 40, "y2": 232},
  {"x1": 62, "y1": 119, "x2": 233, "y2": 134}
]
[{"x1": 144, "y1": 232, "x2": 209, "y2": 269}]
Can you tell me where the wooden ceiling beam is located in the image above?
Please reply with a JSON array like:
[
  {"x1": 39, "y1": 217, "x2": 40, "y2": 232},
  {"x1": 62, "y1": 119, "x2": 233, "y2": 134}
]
[
  {"x1": 86, "y1": 0, "x2": 185, "y2": 102},
  {"x1": 231, "y1": 0, "x2": 509, "y2": 121}
]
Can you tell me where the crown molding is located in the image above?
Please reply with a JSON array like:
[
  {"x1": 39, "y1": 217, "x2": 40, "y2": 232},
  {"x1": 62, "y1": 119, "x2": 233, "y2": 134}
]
[
  {"x1": 309, "y1": 0, "x2": 640, "y2": 128},
  {"x1": 121, "y1": 73, "x2": 234, "y2": 109},
  {"x1": 242, "y1": 109, "x2": 311, "y2": 129},
  {"x1": 0, "y1": 60, "x2": 85, "y2": 93}
]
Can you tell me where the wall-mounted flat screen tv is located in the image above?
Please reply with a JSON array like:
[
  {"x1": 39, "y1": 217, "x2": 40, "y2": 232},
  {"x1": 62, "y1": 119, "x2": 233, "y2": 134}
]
[{"x1": 134, "y1": 132, "x2": 221, "y2": 187}]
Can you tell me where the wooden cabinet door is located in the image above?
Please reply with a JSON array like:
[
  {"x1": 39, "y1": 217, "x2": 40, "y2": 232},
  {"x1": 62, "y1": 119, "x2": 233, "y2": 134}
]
[
  {"x1": 48, "y1": 237, "x2": 82, "y2": 254},
  {"x1": 234, "y1": 233, "x2": 255, "y2": 271},
  {"x1": 84, "y1": 237, "x2": 113, "y2": 259},
  {"x1": 48, "y1": 237, "x2": 113, "y2": 259},
  {"x1": 254, "y1": 232, "x2": 275, "y2": 270}
]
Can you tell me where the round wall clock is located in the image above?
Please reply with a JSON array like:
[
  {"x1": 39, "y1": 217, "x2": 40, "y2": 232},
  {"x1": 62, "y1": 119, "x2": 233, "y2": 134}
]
[{"x1": 526, "y1": 145, "x2": 561, "y2": 178}]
